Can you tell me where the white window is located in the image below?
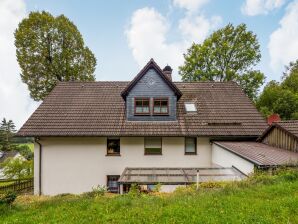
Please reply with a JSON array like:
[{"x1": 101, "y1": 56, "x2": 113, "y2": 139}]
[
  {"x1": 185, "y1": 103, "x2": 197, "y2": 112},
  {"x1": 144, "y1": 137, "x2": 162, "y2": 155}
]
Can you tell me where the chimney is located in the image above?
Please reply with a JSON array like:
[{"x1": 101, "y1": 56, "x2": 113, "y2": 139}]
[
  {"x1": 267, "y1": 114, "x2": 281, "y2": 125},
  {"x1": 163, "y1": 65, "x2": 173, "y2": 81}
]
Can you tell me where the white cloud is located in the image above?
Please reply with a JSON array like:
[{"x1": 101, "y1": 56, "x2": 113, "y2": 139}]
[
  {"x1": 0, "y1": 0, "x2": 38, "y2": 129},
  {"x1": 125, "y1": 4, "x2": 221, "y2": 80},
  {"x1": 268, "y1": 0, "x2": 298, "y2": 73},
  {"x1": 173, "y1": 0, "x2": 209, "y2": 12},
  {"x1": 242, "y1": 0, "x2": 286, "y2": 16}
]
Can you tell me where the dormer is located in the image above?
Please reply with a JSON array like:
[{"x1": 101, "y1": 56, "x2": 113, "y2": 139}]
[{"x1": 121, "y1": 59, "x2": 182, "y2": 121}]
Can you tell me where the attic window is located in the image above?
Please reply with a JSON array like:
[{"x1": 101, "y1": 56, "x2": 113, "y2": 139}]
[
  {"x1": 185, "y1": 103, "x2": 197, "y2": 112},
  {"x1": 135, "y1": 98, "x2": 150, "y2": 115}
]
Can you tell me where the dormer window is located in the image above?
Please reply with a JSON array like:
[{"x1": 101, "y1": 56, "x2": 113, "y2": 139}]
[
  {"x1": 153, "y1": 98, "x2": 169, "y2": 115},
  {"x1": 185, "y1": 103, "x2": 197, "y2": 112},
  {"x1": 135, "y1": 98, "x2": 150, "y2": 115}
]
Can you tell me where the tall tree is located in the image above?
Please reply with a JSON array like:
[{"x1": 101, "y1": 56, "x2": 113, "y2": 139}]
[
  {"x1": 256, "y1": 60, "x2": 298, "y2": 120},
  {"x1": 15, "y1": 11, "x2": 97, "y2": 101},
  {"x1": 0, "y1": 118, "x2": 17, "y2": 151},
  {"x1": 179, "y1": 23, "x2": 265, "y2": 101}
]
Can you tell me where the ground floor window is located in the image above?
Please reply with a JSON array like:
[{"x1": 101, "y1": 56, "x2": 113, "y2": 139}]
[
  {"x1": 107, "y1": 175, "x2": 120, "y2": 193},
  {"x1": 144, "y1": 137, "x2": 162, "y2": 155}
]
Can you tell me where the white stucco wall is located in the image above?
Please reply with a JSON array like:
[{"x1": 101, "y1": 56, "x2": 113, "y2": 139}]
[
  {"x1": 36, "y1": 137, "x2": 212, "y2": 195},
  {"x1": 212, "y1": 144, "x2": 255, "y2": 175}
]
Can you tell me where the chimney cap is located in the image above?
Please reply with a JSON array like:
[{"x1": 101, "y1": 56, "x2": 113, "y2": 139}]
[{"x1": 163, "y1": 65, "x2": 172, "y2": 72}]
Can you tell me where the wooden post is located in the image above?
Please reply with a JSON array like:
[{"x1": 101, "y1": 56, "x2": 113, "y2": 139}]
[
  {"x1": 196, "y1": 170, "x2": 200, "y2": 190},
  {"x1": 119, "y1": 184, "x2": 123, "y2": 195}
]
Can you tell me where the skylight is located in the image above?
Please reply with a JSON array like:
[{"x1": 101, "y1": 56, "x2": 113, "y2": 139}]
[{"x1": 185, "y1": 103, "x2": 197, "y2": 112}]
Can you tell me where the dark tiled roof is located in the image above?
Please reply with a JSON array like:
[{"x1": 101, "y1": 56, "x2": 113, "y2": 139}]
[
  {"x1": 258, "y1": 120, "x2": 298, "y2": 141},
  {"x1": 17, "y1": 81, "x2": 267, "y2": 137},
  {"x1": 213, "y1": 141, "x2": 298, "y2": 166},
  {"x1": 0, "y1": 151, "x2": 19, "y2": 163}
]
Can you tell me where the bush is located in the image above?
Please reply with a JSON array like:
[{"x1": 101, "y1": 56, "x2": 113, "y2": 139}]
[
  {"x1": 152, "y1": 183, "x2": 162, "y2": 193},
  {"x1": 0, "y1": 191, "x2": 17, "y2": 206},
  {"x1": 91, "y1": 185, "x2": 107, "y2": 197},
  {"x1": 199, "y1": 181, "x2": 226, "y2": 189},
  {"x1": 127, "y1": 184, "x2": 140, "y2": 197}
]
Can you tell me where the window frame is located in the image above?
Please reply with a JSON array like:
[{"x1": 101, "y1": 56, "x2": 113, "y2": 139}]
[
  {"x1": 134, "y1": 97, "x2": 151, "y2": 115},
  {"x1": 144, "y1": 137, "x2": 162, "y2": 155},
  {"x1": 153, "y1": 98, "x2": 169, "y2": 115},
  {"x1": 184, "y1": 137, "x2": 197, "y2": 155},
  {"x1": 106, "y1": 137, "x2": 121, "y2": 156},
  {"x1": 184, "y1": 102, "x2": 197, "y2": 112},
  {"x1": 107, "y1": 175, "x2": 120, "y2": 193}
]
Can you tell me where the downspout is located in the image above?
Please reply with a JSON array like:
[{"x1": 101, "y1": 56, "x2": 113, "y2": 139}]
[{"x1": 35, "y1": 137, "x2": 42, "y2": 196}]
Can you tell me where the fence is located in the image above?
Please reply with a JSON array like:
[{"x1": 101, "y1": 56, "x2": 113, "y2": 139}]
[{"x1": 0, "y1": 178, "x2": 33, "y2": 193}]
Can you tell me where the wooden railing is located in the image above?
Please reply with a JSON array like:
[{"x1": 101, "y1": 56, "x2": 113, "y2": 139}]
[{"x1": 0, "y1": 178, "x2": 33, "y2": 193}]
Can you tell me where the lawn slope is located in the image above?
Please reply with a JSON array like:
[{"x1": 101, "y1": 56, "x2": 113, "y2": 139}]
[{"x1": 0, "y1": 171, "x2": 298, "y2": 224}]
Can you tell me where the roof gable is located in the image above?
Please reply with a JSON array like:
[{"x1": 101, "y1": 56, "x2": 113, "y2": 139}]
[
  {"x1": 121, "y1": 59, "x2": 182, "y2": 100},
  {"x1": 258, "y1": 120, "x2": 298, "y2": 142}
]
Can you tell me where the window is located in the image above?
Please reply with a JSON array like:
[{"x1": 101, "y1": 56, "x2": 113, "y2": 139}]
[
  {"x1": 107, "y1": 175, "x2": 120, "y2": 193},
  {"x1": 144, "y1": 137, "x2": 162, "y2": 155},
  {"x1": 185, "y1": 103, "x2": 197, "y2": 112},
  {"x1": 107, "y1": 138, "x2": 120, "y2": 155},
  {"x1": 135, "y1": 98, "x2": 150, "y2": 115},
  {"x1": 185, "y1": 137, "x2": 197, "y2": 155},
  {"x1": 153, "y1": 98, "x2": 169, "y2": 115}
]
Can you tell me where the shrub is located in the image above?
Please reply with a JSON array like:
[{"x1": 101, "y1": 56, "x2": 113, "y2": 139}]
[
  {"x1": 0, "y1": 191, "x2": 17, "y2": 206},
  {"x1": 91, "y1": 185, "x2": 108, "y2": 197},
  {"x1": 128, "y1": 184, "x2": 140, "y2": 197},
  {"x1": 152, "y1": 183, "x2": 162, "y2": 193}
]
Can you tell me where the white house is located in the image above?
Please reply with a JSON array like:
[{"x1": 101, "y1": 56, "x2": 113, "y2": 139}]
[{"x1": 17, "y1": 59, "x2": 297, "y2": 195}]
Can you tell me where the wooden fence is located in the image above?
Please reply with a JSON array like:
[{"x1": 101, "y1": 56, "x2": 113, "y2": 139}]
[{"x1": 0, "y1": 178, "x2": 33, "y2": 193}]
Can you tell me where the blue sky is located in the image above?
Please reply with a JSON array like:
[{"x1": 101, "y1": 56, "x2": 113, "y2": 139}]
[{"x1": 1, "y1": 0, "x2": 298, "y2": 127}]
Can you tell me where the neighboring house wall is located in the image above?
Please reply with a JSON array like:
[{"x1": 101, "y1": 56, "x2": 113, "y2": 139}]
[
  {"x1": 126, "y1": 69, "x2": 177, "y2": 121},
  {"x1": 35, "y1": 137, "x2": 212, "y2": 195},
  {"x1": 211, "y1": 144, "x2": 255, "y2": 175},
  {"x1": 0, "y1": 153, "x2": 23, "y2": 179},
  {"x1": 262, "y1": 127, "x2": 298, "y2": 152}
]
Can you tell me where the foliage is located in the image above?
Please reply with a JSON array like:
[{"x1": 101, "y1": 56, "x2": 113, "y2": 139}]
[
  {"x1": 0, "y1": 118, "x2": 17, "y2": 151},
  {"x1": 14, "y1": 11, "x2": 97, "y2": 101},
  {"x1": 127, "y1": 184, "x2": 140, "y2": 197},
  {"x1": 152, "y1": 183, "x2": 162, "y2": 193},
  {"x1": 1, "y1": 158, "x2": 33, "y2": 179},
  {"x1": 0, "y1": 170, "x2": 297, "y2": 223},
  {"x1": 16, "y1": 145, "x2": 34, "y2": 160},
  {"x1": 179, "y1": 23, "x2": 265, "y2": 101},
  {"x1": 0, "y1": 191, "x2": 17, "y2": 206},
  {"x1": 256, "y1": 61, "x2": 298, "y2": 120},
  {"x1": 91, "y1": 185, "x2": 108, "y2": 197}
]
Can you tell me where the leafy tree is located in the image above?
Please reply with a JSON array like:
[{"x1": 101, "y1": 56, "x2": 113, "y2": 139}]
[
  {"x1": 179, "y1": 23, "x2": 265, "y2": 100},
  {"x1": 256, "y1": 60, "x2": 298, "y2": 120},
  {"x1": 0, "y1": 118, "x2": 17, "y2": 151},
  {"x1": 15, "y1": 11, "x2": 97, "y2": 101},
  {"x1": 1, "y1": 158, "x2": 33, "y2": 179},
  {"x1": 16, "y1": 145, "x2": 34, "y2": 161}
]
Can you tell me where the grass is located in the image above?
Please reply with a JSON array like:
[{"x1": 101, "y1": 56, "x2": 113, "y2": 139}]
[{"x1": 0, "y1": 170, "x2": 297, "y2": 224}]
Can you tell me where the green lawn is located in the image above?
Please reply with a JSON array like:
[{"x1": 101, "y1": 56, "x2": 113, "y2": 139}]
[{"x1": 0, "y1": 171, "x2": 297, "y2": 224}]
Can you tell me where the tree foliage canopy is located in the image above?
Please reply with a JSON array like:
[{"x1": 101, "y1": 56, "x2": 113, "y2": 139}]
[
  {"x1": 15, "y1": 11, "x2": 97, "y2": 101},
  {"x1": 256, "y1": 60, "x2": 298, "y2": 120},
  {"x1": 1, "y1": 158, "x2": 33, "y2": 179},
  {"x1": 179, "y1": 23, "x2": 265, "y2": 100},
  {"x1": 0, "y1": 118, "x2": 16, "y2": 151}
]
